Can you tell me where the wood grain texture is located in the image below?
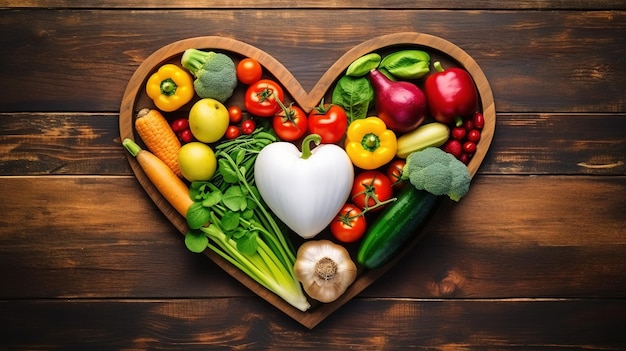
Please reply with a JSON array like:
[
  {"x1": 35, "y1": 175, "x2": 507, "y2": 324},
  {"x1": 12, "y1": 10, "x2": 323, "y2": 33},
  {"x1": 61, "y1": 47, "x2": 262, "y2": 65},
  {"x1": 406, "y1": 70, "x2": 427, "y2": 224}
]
[
  {"x1": 2, "y1": 113, "x2": 623, "y2": 176},
  {"x1": 2, "y1": 299, "x2": 625, "y2": 349},
  {"x1": 1, "y1": 1, "x2": 625, "y2": 346},
  {"x1": 1, "y1": 0, "x2": 626, "y2": 10},
  {"x1": 1, "y1": 176, "x2": 623, "y2": 299},
  {"x1": 0, "y1": 10, "x2": 624, "y2": 113}
]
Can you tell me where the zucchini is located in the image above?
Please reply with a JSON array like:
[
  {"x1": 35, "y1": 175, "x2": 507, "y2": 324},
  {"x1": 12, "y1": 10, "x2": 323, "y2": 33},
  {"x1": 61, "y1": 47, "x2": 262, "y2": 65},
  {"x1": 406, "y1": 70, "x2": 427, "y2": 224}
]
[
  {"x1": 357, "y1": 185, "x2": 441, "y2": 269},
  {"x1": 396, "y1": 122, "x2": 450, "y2": 158}
]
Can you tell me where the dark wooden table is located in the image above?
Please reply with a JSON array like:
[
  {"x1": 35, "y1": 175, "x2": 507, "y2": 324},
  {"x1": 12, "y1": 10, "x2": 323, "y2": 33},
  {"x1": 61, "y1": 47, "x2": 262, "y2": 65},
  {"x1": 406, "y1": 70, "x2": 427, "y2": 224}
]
[{"x1": 1, "y1": 1, "x2": 625, "y2": 349}]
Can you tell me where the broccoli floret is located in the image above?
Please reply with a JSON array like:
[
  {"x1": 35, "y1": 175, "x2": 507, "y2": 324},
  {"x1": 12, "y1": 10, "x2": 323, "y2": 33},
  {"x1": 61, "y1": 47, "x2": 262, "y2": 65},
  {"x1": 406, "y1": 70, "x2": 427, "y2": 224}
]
[
  {"x1": 402, "y1": 147, "x2": 471, "y2": 201},
  {"x1": 448, "y1": 158, "x2": 471, "y2": 201},
  {"x1": 181, "y1": 49, "x2": 237, "y2": 103}
]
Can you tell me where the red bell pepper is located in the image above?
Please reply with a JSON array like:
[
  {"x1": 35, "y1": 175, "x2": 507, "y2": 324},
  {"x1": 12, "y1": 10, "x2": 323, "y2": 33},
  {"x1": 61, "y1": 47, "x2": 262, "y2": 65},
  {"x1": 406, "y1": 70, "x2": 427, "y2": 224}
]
[{"x1": 424, "y1": 62, "x2": 478, "y2": 124}]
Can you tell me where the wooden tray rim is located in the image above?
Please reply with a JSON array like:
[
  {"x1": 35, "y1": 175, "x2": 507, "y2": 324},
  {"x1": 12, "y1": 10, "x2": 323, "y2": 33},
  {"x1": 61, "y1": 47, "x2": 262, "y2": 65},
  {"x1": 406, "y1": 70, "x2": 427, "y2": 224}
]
[{"x1": 118, "y1": 32, "x2": 496, "y2": 329}]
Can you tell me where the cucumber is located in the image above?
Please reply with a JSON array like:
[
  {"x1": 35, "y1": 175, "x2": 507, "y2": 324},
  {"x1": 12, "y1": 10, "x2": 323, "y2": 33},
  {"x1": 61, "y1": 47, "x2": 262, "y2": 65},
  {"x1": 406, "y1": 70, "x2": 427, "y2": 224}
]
[{"x1": 357, "y1": 185, "x2": 441, "y2": 269}]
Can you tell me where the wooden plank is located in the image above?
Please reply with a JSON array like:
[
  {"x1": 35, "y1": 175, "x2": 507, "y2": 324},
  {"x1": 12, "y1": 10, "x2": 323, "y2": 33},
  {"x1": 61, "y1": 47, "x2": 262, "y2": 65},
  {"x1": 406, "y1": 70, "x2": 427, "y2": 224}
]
[
  {"x1": 1, "y1": 0, "x2": 625, "y2": 10},
  {"x1": 1, "y1": 113, "x2": 623, "y2": 176},
  {"x1": 0, "y1": 10, "x2": 624, "y2": 113},
  {"x1": 0, "y1": 113, "x2": 131, "y2": 175},
  {"x1": 1, "y1": 298, "x2": 625, "y2": 349},
  {"x1": 1, "y1": 176, "x2": 624, "y2": 299}
]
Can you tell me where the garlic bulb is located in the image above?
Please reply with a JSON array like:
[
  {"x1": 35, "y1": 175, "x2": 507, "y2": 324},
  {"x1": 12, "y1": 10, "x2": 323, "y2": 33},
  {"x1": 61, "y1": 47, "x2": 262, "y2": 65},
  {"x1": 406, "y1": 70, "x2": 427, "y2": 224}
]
[{"x1": 294, "y1": 240, "x2": 357, "y2": 303}]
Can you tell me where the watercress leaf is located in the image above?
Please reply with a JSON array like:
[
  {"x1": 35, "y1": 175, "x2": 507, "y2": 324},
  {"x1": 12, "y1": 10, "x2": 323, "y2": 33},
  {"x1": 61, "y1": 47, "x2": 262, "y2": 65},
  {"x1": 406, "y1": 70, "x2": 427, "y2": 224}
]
[
  {"x1": 246, "y1": 198, "x2": 257, "y2": 211},
  {"x1": 231, "y1": 227, "x2": 246, "y2": 239},
  {"x1": 190, "y1": 181, "x2": 204, "y2": 191},
  {"x1": 201, "y1": 190, "x2": 222, "y2": 208},
  {"x1": 189, "y1": 182, "x2": 204, "y2": 201},
  {"x1": 219, "y1": 158, "x2": 239, "y2": 184},
  {"x1": 221, "y1": 210, "x2": 240, "y2": 231},
  {"x1": 239, "y1": 166, "x2": 247, "y2": 178},
  {"x1": 207, "y1": 183, "x2": 221, "y2": 192},
  {"x1": 189, "y1": 187, "x2": 202, "y2": 201},
  {"x1": 233, "y1": 148, "x2": 246, "y2": 166},
  {"x1": 184, "y1": 230, "x2": 208, "y2": 253},
  {"x1": 332, "y1": 75, "x2": 374, "y2": 123},
  {"x1": 223, "y1": 186, "x2": 247, "y2": 211},
  {"x1": 186, "y1": 202, "x2": 211, "y2": 229},
  {"x1": 237, "y1": 231, "x2": 259, "y2": 256},
  {"x1": 242, "y1": 208, "x2": 255, "y2": 220}
]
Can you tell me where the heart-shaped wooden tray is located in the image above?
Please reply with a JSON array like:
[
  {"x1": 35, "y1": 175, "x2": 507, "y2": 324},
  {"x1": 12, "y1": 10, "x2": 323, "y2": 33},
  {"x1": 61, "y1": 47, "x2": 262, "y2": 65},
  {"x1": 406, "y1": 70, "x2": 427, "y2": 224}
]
[{"x1": 119, "y1": 32, "x2": 495, "y2": 329}]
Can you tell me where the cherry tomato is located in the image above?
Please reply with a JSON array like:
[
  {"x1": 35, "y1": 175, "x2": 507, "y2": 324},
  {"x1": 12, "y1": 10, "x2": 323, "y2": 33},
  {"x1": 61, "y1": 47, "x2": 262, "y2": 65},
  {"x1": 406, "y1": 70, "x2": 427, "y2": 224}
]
[
  {"x1": 171, "y1": 118, "x2": 189, "y2": 133},
  {"x1": 236, "y1": 58, "x2": 263, "y2": 85},
  {"x1": 225, "y1": 125, "x2": 241, "y2": 139},
  {"x1": 330, "y1": 204, "x2": 366, "y2": 243},
  {"x1": 459, "y1": 153, "x2": 471, "y2": 165},
  {"x1": 473, "y1": 111, "x2": 485, "y2": 130},
  {"x1": 241, "y1": 119, "x2": 256, "y2": 135},
  {"x1": 351, "y1": 170, "x2": 394, "y2": 212},
  {"x1": 228, "y1": 105, "x2": 243, "y2": 123},
  {"x1": 307, "y1": 103, "x2": 348, "y2": 143},
  {"x1": 462, "y1": 141, "x2": 477, "y2": 154},
  {"x1": 463, "y1": 119, "x2": 474, "y2": 132},
  {"x1": 177, "y1": 129, "x2": 194, "y2": 143},
  {"x1": 273, "y1": 105, "x2": 308, "y2": 141},
  {"x1": 385, "y1": 159, "x2": 406, "y2": 189},
  {"x1": 443, "y1": 139, "x2": 462, "y2": 159},
  {"x1": 466, "y1": 129, "x2": 481, "y2": 143},
  {"x1": 450, "y1": 126, "x2": 466, "y2": 141},
  {"x1": 244, "y1": 79, "x2": 284, "y2": 117}
]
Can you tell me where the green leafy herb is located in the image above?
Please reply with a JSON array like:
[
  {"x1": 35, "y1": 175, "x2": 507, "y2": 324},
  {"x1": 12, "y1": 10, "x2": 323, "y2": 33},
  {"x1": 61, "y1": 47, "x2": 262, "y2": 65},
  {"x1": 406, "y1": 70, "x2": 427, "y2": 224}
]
[
  {"x1": 182, "y1": 128, "x2": 310, "y2": 312},
  {"x1": 332, "y1": 75, "x2": 374, "y2": 123},
  {"x1": 222, "y1": 186, "x2": 247, "y2": 211},
  {"x1": 186, "y1": 202, "x2": 210, "y2": 230},
  {"x1": 184, "y1": 230, "x2": 209, "y2": 253}
]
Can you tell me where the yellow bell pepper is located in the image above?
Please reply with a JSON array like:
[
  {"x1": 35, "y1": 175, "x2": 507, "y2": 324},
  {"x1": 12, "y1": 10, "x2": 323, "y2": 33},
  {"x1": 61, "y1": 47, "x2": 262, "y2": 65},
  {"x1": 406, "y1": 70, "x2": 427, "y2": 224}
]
[
  {"x1": 345, "y1": 116, "x2": 397, "y2": 170},
  {"x1": 146, "y1": 64, "x2": 194, "y2": 112}
]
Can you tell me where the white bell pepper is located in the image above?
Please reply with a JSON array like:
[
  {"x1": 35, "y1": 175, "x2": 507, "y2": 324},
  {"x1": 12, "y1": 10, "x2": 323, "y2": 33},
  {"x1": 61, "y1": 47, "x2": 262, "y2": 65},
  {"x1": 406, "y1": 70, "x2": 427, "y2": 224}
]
[{"x1": 254, "y1": 134, "x2": 354, "y2": 239}]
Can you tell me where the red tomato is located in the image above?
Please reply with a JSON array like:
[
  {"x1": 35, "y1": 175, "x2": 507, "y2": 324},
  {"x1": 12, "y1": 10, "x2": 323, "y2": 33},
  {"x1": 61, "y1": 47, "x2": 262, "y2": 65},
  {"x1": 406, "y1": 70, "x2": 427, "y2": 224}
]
[
  {"x1": 241, "y1": 119, "x2": 256, "y2": 135},
  {"x1": 177, "y1": 129, "x2": 194, "y2": 143},
  {"x1": 228, "y1": 105, "x2": 243, "y2": 123},
  {"x1": 273, "y1": 105, "x2": 308, "y2": 141},
  {"x1": 308, "y1": 103, "x2": 348, "y2": 143},
  {"x1": 330, "y1": 204, "x2": 366, "y2": 243},
  {"x1": 385, "y1": 159, "x2": 406, "y2": 188},
  {"x1": 351, "y1": 170, "x2": 394, "y2": 212},
  {"x1": 462, "y1": 141, "x2": 477, "y2": 154},
  {"x1": 171, "y1": 118, "x2": 189, "y2": 133},
  {"x1": 236, "y1": 58, "x2": 263, "y2": 85},
  {"x1": 225, "y1": 125, "x2": 241, "y2": 139},
  {"x1": 244, "y1": 79, "x2": 284, "y2": 117}
]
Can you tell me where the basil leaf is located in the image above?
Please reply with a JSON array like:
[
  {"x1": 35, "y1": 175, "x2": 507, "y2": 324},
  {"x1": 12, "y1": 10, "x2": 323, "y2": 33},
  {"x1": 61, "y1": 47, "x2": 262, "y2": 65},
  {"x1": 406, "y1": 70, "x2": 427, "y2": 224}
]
[{"x1": 331, "y1": 75, "x2": 374, "y2": 123}]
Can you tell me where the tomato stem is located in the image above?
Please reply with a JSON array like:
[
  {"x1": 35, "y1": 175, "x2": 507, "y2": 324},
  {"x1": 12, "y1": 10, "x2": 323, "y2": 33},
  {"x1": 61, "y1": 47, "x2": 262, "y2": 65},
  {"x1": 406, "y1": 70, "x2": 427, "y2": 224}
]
[{"x1": 312, "y1": 98, "x2": 332, "y2": 114}]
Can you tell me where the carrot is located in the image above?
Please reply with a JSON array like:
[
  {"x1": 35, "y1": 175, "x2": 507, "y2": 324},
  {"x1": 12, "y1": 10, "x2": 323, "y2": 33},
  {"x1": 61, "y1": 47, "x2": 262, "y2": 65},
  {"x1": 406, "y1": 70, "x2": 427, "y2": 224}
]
[
  {"x1": 123, "y1": 138, "x2": 192, "y2": 217},
  {"x1": 134, "y1": 108, "x2": 183, "y2": 177}
]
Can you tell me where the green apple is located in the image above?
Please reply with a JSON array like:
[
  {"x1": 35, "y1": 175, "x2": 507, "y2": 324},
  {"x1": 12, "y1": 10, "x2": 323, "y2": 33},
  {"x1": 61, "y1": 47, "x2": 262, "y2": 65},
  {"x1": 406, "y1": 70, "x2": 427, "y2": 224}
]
[
  {"x1": 188, "y1": 98, "x2": 230, "y2": 143},
  {"x1": 178, "y1": 142, "x2": 217, "y2": 181}
]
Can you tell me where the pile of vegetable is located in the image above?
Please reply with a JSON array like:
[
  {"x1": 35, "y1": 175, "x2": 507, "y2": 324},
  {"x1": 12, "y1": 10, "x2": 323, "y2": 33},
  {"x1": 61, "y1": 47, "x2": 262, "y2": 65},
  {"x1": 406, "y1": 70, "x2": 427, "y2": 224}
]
[{"x1": 123, "y1": 45, "x2": 484, "y2": 309}]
